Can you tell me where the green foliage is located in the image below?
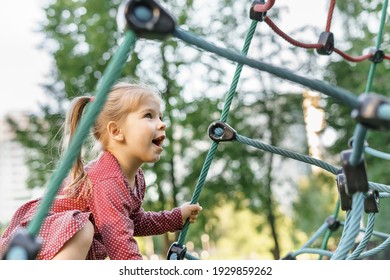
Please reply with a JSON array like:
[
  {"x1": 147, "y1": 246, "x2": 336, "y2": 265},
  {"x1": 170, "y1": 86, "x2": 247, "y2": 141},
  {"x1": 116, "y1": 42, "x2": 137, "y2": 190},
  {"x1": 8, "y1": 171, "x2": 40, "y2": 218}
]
[{"x1": 293, "y1": 173, "x2": 341, "y2": 239}]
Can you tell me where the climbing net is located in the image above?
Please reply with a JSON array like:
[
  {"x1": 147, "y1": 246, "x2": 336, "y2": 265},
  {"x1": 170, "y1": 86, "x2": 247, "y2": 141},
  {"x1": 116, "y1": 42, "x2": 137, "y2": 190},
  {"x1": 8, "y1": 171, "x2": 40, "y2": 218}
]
[{"x1": 4, "y1": 0, "x2": 390, "y2": 260}]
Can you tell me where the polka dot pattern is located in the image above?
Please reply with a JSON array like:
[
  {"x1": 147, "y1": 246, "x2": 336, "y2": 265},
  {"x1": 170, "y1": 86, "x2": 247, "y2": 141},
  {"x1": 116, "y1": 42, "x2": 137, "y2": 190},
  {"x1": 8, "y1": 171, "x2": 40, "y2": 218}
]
[{"x1": 0, "y1": 151, "x2": 183, "y2": 260}]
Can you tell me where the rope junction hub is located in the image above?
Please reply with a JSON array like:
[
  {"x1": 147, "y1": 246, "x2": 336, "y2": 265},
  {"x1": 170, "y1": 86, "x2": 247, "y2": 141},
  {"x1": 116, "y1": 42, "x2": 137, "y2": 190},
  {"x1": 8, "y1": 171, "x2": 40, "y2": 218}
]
[
  {"x1": 167, "y1": 242, "x2": 187, "y2": 260},
  {"x1": 326, "y1": 216, "x2": 341, "y2": 232},
  {"x1": 351, "y1": 93, "x2": 390, "y2": 131},
  {"x1": 124, "y1": 0, "x2": 176, "y2": 39},
  {"x1": 208, "y1": 121, "x2": 237, "y2": 142},
  {"x1": 340, "y1": 150, "x2": 369, "y2": 194},
  {"x1": 3, "y1": 229, "x2": 42, "y2": 260}
]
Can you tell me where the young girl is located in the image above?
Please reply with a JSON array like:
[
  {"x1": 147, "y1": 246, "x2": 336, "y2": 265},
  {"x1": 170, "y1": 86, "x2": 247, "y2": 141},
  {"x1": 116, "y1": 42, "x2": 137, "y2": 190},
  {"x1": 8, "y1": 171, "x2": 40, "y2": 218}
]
[{"x1": 0, "y1": 81, "x2": 202, "y2": 260}]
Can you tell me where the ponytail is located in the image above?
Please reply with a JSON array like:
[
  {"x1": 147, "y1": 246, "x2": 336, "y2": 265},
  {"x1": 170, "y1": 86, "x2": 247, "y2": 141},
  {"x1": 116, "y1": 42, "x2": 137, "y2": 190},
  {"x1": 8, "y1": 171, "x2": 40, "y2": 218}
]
[{"x1": 62, "y1": 96, "x2": 94, "y2": 199}]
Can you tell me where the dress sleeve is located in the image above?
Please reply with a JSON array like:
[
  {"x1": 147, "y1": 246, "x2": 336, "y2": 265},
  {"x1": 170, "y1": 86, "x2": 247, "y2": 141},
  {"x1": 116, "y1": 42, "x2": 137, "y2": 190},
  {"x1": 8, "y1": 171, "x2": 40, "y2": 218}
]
[
  {"x1": 131, "y1": 169, "x2": 183, "y2": 236},
  {"x1": 131, "y1": 207, "x2": 183, "y2": 236},
  {"x1": 89, "y1": 177, "x2": 143, "y2": 260}
]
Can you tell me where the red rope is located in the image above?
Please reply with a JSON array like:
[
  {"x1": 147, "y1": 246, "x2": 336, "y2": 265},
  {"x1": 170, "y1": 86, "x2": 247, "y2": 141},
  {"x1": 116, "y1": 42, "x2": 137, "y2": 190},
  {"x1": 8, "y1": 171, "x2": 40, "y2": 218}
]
[
  {"x1": 264, "y1": 17, "x2": 321, "y2": 49},
  {"x1": 256, "y1": 1, "x2": 390, "y2": 63},
  {"x1": 326, "y1": 0, "x2": 336, "y2": 32},
  {"x1": 253, "y1": 0, "x2": 276, "y2": 13},
  {"x1": 334, "y1": 49, "x2": 372, "y2": 62}
]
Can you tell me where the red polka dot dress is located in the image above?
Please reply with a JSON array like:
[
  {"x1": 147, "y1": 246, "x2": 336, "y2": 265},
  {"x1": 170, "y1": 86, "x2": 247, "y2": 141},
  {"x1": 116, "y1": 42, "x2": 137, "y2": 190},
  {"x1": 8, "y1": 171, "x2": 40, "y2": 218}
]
[{"x1": 0, "y1": 151, "x2": 183, "y2": 260}]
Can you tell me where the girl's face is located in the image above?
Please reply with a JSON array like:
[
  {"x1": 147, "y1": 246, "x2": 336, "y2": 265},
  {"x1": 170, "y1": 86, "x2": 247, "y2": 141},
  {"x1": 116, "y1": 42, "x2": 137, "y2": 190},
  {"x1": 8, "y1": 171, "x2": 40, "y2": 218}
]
[{"x1": 119, "y1": 95, "x2": 166, "y2": 166}]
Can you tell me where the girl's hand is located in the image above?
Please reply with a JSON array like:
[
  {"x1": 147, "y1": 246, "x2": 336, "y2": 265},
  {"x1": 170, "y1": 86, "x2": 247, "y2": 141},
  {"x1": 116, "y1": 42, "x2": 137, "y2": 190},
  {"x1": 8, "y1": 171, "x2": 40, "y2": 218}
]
[{"x1": 180, "y1": 202, "x2": 202, "y2": 225}]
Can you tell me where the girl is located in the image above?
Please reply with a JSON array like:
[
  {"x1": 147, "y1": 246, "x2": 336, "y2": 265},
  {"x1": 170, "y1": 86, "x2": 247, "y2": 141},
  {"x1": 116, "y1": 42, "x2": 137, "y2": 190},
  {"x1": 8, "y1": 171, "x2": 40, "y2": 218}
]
[{"x1": 0, "y1": 81, "x2": 202, "y2": 260}]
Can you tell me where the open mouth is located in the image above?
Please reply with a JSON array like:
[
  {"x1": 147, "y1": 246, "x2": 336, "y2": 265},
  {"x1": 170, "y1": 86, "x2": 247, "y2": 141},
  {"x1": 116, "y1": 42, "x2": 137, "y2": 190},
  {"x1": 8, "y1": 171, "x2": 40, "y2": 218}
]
[{"x1": 152, "y1": 135, "x2": 165, "y2": 147}]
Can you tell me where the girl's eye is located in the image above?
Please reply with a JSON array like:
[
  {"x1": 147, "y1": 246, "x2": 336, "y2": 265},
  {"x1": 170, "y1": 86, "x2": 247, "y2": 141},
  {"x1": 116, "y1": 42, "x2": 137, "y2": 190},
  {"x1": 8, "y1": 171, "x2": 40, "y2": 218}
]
[{"x1": 145, "y1": 113, "x2": 153, "y2": 118}]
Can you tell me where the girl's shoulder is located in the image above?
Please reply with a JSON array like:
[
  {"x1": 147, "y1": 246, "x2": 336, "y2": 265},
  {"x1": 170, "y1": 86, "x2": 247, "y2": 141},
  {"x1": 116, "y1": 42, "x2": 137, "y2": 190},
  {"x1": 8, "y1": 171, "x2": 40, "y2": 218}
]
[{"x1": 86, "y1": 151, "x2": 123, "y2": 180}]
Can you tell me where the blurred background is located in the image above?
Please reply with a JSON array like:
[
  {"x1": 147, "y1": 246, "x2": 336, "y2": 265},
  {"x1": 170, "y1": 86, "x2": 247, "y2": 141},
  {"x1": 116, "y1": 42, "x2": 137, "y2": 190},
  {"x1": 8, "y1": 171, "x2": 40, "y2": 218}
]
[{"x1": 1, "y1": 0, "x2": 390, "y2": 260}]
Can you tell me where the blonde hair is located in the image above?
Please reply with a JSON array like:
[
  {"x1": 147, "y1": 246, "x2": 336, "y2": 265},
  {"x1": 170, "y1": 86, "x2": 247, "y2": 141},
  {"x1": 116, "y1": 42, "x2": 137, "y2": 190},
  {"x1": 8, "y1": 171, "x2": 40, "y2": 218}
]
[{"x1": 62, "y1": 81, "x2": 162, "y2": 198}]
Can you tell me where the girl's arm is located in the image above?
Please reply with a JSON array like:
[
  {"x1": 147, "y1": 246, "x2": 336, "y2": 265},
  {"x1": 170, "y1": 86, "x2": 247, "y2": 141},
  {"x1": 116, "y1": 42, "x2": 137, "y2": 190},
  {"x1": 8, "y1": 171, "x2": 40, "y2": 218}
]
[{"x1": 89, "y1": 177, "x2": 143, "y2": 260}]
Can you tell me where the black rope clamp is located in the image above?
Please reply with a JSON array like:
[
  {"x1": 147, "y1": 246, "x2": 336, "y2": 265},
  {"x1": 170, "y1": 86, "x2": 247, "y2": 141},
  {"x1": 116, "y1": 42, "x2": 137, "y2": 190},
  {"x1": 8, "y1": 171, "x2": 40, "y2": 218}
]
[
  {"x1": 124, "y1": 0, "x2": 176, "y2": 39},
  {"x1": 167, "y1": 242, "x2": 187, "y2": 260},
  {"x1": 326, "y1": 216, "x2": 341, "y2": 232},
  {"x1": 208, "y1": 121, "x2": 236, "y2": 142},
  {"x1": 351, "y1": 93, "x2": 390, "y2": 131},
  {"x1": 2, "y1": 229, "x2": 42, "y2": 260},
  {"x1": 281, "y1": 252, "x2": 296, "y2": 260},
  {"x1": 364, "y1": 189, "x2": 380, "y2": 214},
  {"x1": 369, "y1": 48, "x2": 385, "y2": 64},
  {"x1": 336, "y1": 172, "x2": 352, "y2": 211},
  {"x1": 316, "y1": 32, "x2": 334, "y2": 55},
  {"x1": 249, "y1": 0, "x2": 267, "y2": 22},
  {"x1": 340, "y1": 149, "x2": 369, "y2": 195}
]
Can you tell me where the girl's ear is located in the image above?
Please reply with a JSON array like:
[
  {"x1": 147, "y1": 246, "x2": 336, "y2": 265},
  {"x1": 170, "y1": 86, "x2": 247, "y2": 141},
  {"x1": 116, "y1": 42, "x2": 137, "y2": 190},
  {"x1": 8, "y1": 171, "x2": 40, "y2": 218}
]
[{"x1": 107, "y1": 121, "x2": 124, "y2": 141}]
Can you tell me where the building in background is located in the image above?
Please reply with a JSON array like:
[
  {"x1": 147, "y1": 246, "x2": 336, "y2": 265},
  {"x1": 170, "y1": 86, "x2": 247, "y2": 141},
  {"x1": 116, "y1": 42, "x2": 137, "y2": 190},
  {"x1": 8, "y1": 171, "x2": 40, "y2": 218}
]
[{"x1": 0, "y1": 112, "x2": 43, "y2": 225}]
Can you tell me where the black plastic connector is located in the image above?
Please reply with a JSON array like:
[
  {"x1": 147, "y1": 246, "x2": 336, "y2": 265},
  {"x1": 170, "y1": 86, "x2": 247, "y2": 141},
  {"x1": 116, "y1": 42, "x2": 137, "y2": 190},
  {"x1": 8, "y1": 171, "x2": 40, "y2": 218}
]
[
  {"x1": 364, "y1": 190, "x2": 380, "y2": 213},
  {"x1": 249, "y1": 0, "x2": 267, "y2": 22},
  {"x1": 316, "y1": 32, "x2": 334, "y2": 55},
  {"x1": 369, "y1": 48, "x2": 385, "y2": 63},
  {"x1": 326, "y1": 216, "x2": 341, "y2": 232},
  {"x1": 167, "y1": 242, "x2": 187, "y2": 260},
  {"x1": 336, "y1": 172, "x2": 352, "y2": 211},
  {"x1": 351, "y1": 93, "x2": 390, "y2": 131},
  {"x1": 2, "y1": 229, "x2": 42, "y2": 260},
  {"x1": 340, "y1": 150, "x2": 369, "y2": 194},
  {"x1": 124, "y1": 0, "x2": 176, "y2": 39},
  {"x1": 281, "y1": 252, "x2": 296, "y2": 260}
]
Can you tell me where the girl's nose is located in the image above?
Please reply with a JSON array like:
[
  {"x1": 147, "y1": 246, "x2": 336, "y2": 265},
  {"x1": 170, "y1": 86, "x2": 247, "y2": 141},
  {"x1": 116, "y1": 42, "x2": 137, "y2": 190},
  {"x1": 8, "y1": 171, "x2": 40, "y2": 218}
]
[{"x1": 158, "y1": 119, "x2": 166, "y2": 130}]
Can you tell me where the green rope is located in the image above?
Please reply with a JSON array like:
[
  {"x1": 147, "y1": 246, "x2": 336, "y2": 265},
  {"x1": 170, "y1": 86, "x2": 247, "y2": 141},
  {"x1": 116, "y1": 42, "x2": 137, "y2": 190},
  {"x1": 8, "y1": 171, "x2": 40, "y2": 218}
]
[
  {"x1": 292, "y1": 248, "x2": 333, "y2": 259},
  {"x1": 171, "y1": 3, "x2": 390, "y2": 258},
  {"x1": 357, "y1": 226, "x2": 390, "y2": 239},
  {"x1": 331, "y1": 193, "x2": 365, "y2": 259},
  {"x1": 235, "y1": 133, "x2": 339, "y2": 175},
  {"x1": 347, "y1": 213, "x2": 376, "y2": 259},
  {"x1": 348, "y1": 0, "x2": 388, "y2": 166},
  {"x1": 319, "y1": 200, "x2": 340, "y2": 259},
  {"x1": 358, "y1": 235, "x2": 390, "y2": 259},
  {"x1": 369, "y1": 182, "x2": 390, "y2": 193},
  {"x1": 185, "y1": 252, "x2": 199, "y2": 260},
  {"x1": 172, "y1": 27, "x2": 359, "y2": 109},
  {"x1": 331, "y1": 0, "x2": 389, "y2": 259},
  {"x1": 27, "y1": 31, "x2": 137, "y2": 236},
  {"x1": 177, "y1": 20, "x2": 258, "y2": 246},
  {"x1": 348, "y1": 124, "x2": 367, "y2": 166},
  {"x1": 365, "y1": 146, "x2": 390, "y2": 160},
  {"x1": 300, "y1": 222, "x2": 329, "y2": 249}
]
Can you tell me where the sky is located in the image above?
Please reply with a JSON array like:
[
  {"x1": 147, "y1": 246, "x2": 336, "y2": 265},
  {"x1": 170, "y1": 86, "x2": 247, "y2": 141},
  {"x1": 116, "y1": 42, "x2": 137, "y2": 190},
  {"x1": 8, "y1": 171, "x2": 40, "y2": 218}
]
[
  {"x1": 0, "y1": 0, "x2": 51, "y2": 116},
  {"x1": 0, "y1": 1, "x2": 329, "y2": 117}
]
